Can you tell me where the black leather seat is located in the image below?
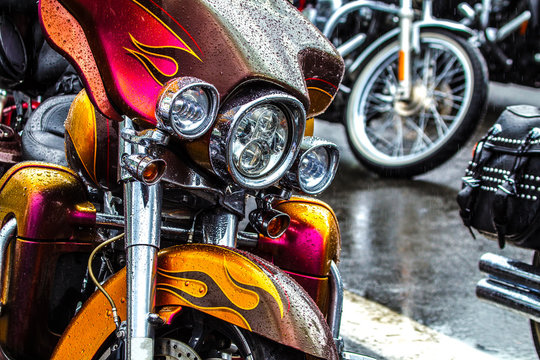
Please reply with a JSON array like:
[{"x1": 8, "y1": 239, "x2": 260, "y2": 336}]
[{"x1": 21, "y1": 95, "x2": 75, "y2": 166}]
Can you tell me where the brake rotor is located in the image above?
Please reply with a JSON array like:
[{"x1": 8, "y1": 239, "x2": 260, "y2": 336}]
[{"x1": 155, "y1": 338, "x2": 202, "y2": 360}]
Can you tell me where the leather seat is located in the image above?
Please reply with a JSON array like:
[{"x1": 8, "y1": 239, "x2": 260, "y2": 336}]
[{"x1": 21, "y1": 95, "x2": 75, "y2": 166}]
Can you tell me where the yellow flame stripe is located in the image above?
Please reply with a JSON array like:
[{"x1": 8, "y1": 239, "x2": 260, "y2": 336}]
[
  {"x1": 157, "y1": 286, "x2": 252, "y2": 331},
  {"x1": 128, "y1": 33, "x2": 180, "y2": 77},
  {"x1": 124, "y1": 47, "x2": 165, "y2": 86},
  {"x1": 130, "y1": 0, "x2": 202, "y2": 62},
  {"x1": 157, "y1": 267, "x2": 260, "y2": 311},
  {"x1": 307, "y1": 86, "x2": 334, "y2": 98},
  {"x1": 155, "y1": 277, "x2": 208, "y2": 298}
]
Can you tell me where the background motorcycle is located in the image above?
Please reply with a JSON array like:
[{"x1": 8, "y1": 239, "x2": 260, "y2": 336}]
[
  {"x1": 0, "y1": 1, "x2": 370, "y2": 359},
  {"x1": 299, "y1": 0, "x2": 488, "y2": 178},
  {"x1": 455, "y1": 0, "x2": 540, "y2": 87}
]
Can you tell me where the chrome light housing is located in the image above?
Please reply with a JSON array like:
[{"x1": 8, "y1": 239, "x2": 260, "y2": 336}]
[
  {"x1": 156, "y1": 77, "x2": 219, "y2": 139},
  {"x1": 281, "y1": 137, "x2": 339, "y2": 195},
  {"x1": 209, "y1": 90, "x2": 305, "y2": 189}
]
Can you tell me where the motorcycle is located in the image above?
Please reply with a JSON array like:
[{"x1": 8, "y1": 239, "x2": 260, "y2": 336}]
[
  {"x1": 299, "y1": 0, "x2": 489, "y2": 178},
  {"x1": 0, "y1": 0, "x2": 370, "y2": 359},
  {"x1": 455, "y1": 0, "x2": 540, "y2": 87}
]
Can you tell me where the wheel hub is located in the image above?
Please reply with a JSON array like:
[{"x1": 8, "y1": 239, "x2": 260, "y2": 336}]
[{"x1": 393, "y1": 84, "x2": 431, "y2": 117}]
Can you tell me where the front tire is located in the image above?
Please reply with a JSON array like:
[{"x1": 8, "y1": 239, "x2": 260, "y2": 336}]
[
  {"x1": 94, "y1": 308, "x2": 306, "y2": 360},
  {"x1": 346, "y1": 29, "x2": 488, "y2": 177}
]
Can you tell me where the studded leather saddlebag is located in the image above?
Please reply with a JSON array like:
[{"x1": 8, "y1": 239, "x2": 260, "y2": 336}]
[{"x1": 457, "y1": 105, "x2": 540, "y2": 249}]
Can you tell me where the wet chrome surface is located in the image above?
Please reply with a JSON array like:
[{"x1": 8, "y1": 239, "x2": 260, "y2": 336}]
[{"x1": 317, "y1": 83, "x2": 540, "y2": 359}]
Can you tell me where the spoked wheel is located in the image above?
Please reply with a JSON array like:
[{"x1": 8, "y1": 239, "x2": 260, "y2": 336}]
[
  {"x1": 530, "y1": 251, "x2": 540, "y2": 358},
  {"x1": 94, "y1": 308, "x2": 306, "y2": 360},
  {"x1": 346, "y1": 29, "x2": 487, "y2": 177}
]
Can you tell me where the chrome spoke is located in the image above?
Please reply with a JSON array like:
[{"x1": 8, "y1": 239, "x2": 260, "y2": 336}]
[
  {"x1": 432, "y1": 90, "x2": 465, "y2": 102},
  {"x1": 429, "y1": 103, "x2": 449, "y2": 137}
]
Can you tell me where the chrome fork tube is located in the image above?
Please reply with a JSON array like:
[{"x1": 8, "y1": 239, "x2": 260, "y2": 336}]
[
  {"x1": 124, "y1": 181, "x2": 162, "y2": 360},
  {"x1": 398, "y1": 0, "x2": 414, "y2": 100},
  {"x1": 120, "y1": 117, "x2": 163, "y2": 360}
]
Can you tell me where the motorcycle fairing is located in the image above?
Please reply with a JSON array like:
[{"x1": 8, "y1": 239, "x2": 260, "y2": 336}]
[
  {"x1": 39, "y1": 0, "x2": 344, "y2": 125},
  {"x1": 51, "y1": 244, "x2": 339, "y2": 360},
  {"x1": 0, "y1": 162, "x2": 96, "y2": 240},
  {"x1": 0, "y1": 162, "x2": 96, "y2": 358},
  {"x1": 255, "y1": 196, "x2": 341, "y2": 313}
]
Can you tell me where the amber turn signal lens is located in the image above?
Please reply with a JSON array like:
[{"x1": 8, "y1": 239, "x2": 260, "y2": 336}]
[
  {"x1": 249, "y1": 208, "x2": 291, "y2": 239},
  {"x1": 122, "y1": 154, "x2": 167, "y2": 185},
  {"x1": 142, "y1": 162, "x2": 161, "y2": 183},
  {"x1": 267, "y1": 216, "x2": 289, "y2": 238}
]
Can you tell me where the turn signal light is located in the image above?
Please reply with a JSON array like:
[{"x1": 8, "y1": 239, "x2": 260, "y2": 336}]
[
  {"x1": 249, "y1": 208, "x2": 290, "y2": 239},
  {"x1": 122, "y1": 154, "x2": 166, "y2": 185}
]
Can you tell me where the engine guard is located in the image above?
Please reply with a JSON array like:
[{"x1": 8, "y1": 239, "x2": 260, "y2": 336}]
[{"x1": 51, "y1": 244, "x2": 339, "y2": 360}]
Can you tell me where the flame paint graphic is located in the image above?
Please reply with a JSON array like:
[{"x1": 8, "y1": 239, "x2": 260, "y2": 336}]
[
  {"x1": 156, "y1": 246, "x2": 285, "y2": 331},
  {"x1": 124, "y1": 0, "x2": 202, "y2": 86}
]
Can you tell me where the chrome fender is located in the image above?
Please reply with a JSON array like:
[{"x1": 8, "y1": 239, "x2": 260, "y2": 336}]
[
  {"x1": 349, "y1": 22, "x2": 475, "y2": 74},
  {"x1": 51, "y1": 244, "x2": 338, "y2": 360}
]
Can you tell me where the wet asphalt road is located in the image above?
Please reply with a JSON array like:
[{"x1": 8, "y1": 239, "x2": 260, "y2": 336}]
[{"x1": 315, "y1": 83, "x2": 540, "y2": 360}]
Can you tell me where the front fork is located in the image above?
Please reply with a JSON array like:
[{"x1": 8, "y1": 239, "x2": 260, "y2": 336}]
[
  {"x1": 397, "y1": 0, "x2": 432, "y2": 100},
  {"x1": 120, "y1": 119, "x2": 163, "y2": 360},
  {"x1": 397, "y1": 0, "x2": 414, "y2": 100}
]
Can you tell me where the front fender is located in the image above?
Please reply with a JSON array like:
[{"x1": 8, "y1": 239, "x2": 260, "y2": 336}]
[
  {"x1": 349, "y1": 21, "x2": 475, "y2": 74},
  {"x1": 51, "y1": 244, "x2": 338, "y2": 360}
]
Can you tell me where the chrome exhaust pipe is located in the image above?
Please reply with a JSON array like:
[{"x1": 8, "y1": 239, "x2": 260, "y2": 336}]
[{"x1": 476, "y1": 253, "x2": 540, "y2": 322}]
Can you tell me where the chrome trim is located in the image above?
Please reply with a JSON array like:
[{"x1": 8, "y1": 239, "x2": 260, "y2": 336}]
[
  {"x1": 328, "y1": 261, "x2": 343, "y2": 340},
  {"x1": 496, "y1": 11, "x2": 531, "y2": 42},
  {"x1": 336, "y1": 33, "x2": 367, "y2": 57},
  {"x1": 156, "y1": 77, "x2": 219, "y2": 140},
  {"x1": 96, "y1": 212, "x2": 258, "y2": 246},
  {"x1": 479, "y1": 253, "x2": 540, "y2": 292},
  {"x1": 0, "y1": 345, "x2": 15, "y2": 360},
  {"x1": 201, "y1": 209, "x2": 238, "y2": 247},
  {"x1": 477, "y1": 278, "x2": 540, "y2": 322},
  {"x1": 281, "y1": 136, "x2": 340, "y2": 195},
  {"x1": 477, "y1": 253, "x2": 540, "y2": 322},
  {"x1": 322, "y1": 0, "x2": 400, "y2": 38},
  {"x1": 0, "y1": 218, "x2": 16, "y2": 314},
  {"x1": 209, "y1": 90, "x2": 305, "y2": 189}
]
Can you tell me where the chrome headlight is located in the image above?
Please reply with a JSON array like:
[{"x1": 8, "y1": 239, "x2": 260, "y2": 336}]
[
  {"x1": 156, "y1": 77, "x2": 219, "y2": 139},
  {"x1": 210, "y1": 91, "x2": 305, "y2": 189},
  {"x1": 282, "y1": 137, "x2": 339, "y2": 195}
]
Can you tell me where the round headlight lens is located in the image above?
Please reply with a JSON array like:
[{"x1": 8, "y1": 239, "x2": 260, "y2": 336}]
[
  {"x1": 170, "y1": 87, "x2": 210, "y2": 135},
  {"x1": 231, "y1": 104, "x2": 289, "y2": 177},
  {"x1": 156, "y1": 77, "x2": 219, "y2": 139},
  {"x1": 299, "y1": 147, "x2": 330, "y2": 191}
]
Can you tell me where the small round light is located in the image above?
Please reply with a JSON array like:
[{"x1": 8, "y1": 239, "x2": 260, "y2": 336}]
[
  {"x1": 231, "y1": 104, "x2": 289, "y2": 177},
  {"x1": 156, "y1": 77, "x2": 219, "y2": 139},
  {"x1": 280, "y1": 137, "x2": 339, "y2": 195},
  {"x1": 299, "y1": 147, "x2": 330, "y2": 191},
  {"x1": 170, "y1": 87, "x2": 210, "y2": 135}
]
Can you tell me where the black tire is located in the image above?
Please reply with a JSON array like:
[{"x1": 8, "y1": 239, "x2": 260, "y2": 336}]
[
  {"x1": 345, "y1": 29, "x2": 488, "y2": 178},
  {"x1": 94, "y1": 308, "x2": 306, "y2": 360}
]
